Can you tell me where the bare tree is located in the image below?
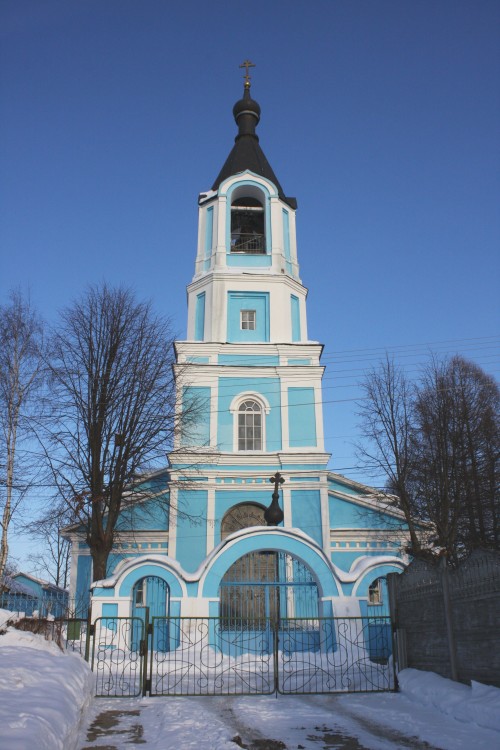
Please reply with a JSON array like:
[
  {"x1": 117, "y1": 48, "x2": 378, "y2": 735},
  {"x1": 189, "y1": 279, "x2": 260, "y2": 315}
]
[
  {"x1": 357, "y1": 356, "x2": 422, "y2": 554},
  {"x1": 358, "y1": 354, "x2": 500, "y2": 561},
  {"x1": 0, "y1": 291, "x2": 44, "y2": 582},
  {"x1": 43, "y1": 284, "x2": 191, "y2": 582},
  {"x1": 412, "y1": 356, "x2": 499, "y2": 562},
  {"x1": 27, "y1": 505, "x2": 72, "y2": 588}
]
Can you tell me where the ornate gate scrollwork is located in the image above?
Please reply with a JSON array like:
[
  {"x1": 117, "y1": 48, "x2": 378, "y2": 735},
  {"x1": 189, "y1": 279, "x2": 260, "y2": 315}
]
[{"x1": 90, "y1": 614, "x2": 395, "y2": 697}]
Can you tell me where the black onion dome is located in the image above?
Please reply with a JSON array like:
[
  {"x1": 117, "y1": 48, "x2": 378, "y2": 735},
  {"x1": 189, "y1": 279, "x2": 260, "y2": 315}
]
[
  {"x1": 210, "y1": 83, "x2": 297, "y2": 209},
  {"x1": 232, "y1": 87, "x2": 261, "y2": 126}
]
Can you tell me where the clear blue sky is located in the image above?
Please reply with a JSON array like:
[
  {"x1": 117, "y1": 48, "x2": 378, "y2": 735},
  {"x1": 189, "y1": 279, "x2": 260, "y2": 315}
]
[{"x1": 2, "y1": 1, "x2": 499, "y2": 569}]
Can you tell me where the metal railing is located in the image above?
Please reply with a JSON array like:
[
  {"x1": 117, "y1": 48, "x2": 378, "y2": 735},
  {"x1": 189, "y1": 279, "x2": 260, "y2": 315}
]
[
  {"x1": 230, "y1": 234, "x2": 266, "y2": 253},
  {"x1": 0, "y1": 590, "x2": 69, "y2": 619},
  {"x1": 89, "y1": 614, "x2": 395, "y2": 697}
]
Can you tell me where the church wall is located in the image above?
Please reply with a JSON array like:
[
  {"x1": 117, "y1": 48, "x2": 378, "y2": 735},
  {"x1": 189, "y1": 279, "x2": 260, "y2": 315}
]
[
  {"x1": 328, "y1": 478, "x2": 367, "y2": 496},
  {"x1": 290, "y1": 489, "x2": 323, "y2": 546},
  {"x1": 194, "y1": 292, "x2": 206, "y2": 340},
  {"x1": 217, "y1": 375, "x2": 282, "y2": 451},
  {"x1": 174, "y1": 489, "x2": 208, "y2": 573},
  {"x1": 115, "y1": 497, "x2": 169, "y2": 532},
  {"x1": 187, "y1": 273, "x2": 308, "y2": 344},
  {"x1": 227, "y1": 291, "x2": 270, "y2": 342},
  {"x1": 218, "y1": 354, "x2": 280, "y2": 366},
  {"x1": 329, "y1": 494, "x2": 405, "y2": 530},
  {"x1": 181, "y1": 385, "x2": 211, "y2": 446},
  {"x1": 290, "y1": 294, "x2": 301, "y2": 340},
  {"x1": 204, "y1": 206, "x2": 214, "y2": 272},
  {"x1": 288, "y1": 387, "x2": 317, "y2": 447},
  {"x1": 76, "y1": 554, "x2": 92, "y2": 611},
  {"x1": 330, "y1": 548, "x2": 402, "y2": 573},
  {"x1": 226, "y1": 254, "x2": 272, "y2": 269}
]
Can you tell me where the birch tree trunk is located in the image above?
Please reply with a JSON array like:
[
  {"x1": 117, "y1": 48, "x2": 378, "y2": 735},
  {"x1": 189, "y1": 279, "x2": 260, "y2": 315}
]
[{"x1": 0, "y1": 291, "x2": 43, "y2": 582}]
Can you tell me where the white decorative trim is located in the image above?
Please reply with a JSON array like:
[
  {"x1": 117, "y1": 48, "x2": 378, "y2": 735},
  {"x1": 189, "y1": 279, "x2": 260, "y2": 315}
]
[
  {"x1": 282, "y1": 485, "x2": 292, "y2": 526},
  {"x1": 92, "y1": 554, "x2": 189, "y2": 599},
  {"x1": 217, "y1": 170, "x2": 279, "y2": 199},
  {"x1": 320, "y1": 485, "x2": 330, "y2": 553},
  {"x1": 206, "y1": 486, "x2": 215, "y2": 555},
  {"x1": 168, "y1": 485, "x2": 178, "y2": 560},
  {"x1": 229, "y1": 391, "x2": 271, "y2": 415},
  {"x1": 352, "y1": 559, "x2": 405, "y2": 596},
  {"x1": 330, "y1": 529, "x2": 409, "y2": 559}
]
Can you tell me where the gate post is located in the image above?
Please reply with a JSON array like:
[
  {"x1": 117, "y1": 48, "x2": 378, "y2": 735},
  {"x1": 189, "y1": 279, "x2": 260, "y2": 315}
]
[
  {"x1": 387, "y1": 572, "x2": 405, "y2": 684},
  {"x1": 272, "y1": 617, "x2": 279, "y2": 694},
  {"x1": 84, "y1": 601, "x2": 93, "y2": 663},
  {"x1": 141, "y1": 606, "x2": 151, "y2": 696},
  {"x1": 440, "y1": 556, "x2": 458, "y2": 682}
]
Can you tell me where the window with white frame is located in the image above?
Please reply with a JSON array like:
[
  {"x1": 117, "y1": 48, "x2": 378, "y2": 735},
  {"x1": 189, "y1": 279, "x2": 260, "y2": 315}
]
[
  {"x1": 238, "y1": 400, "x2": 262, "y2": 451},
  {"x1": 240, "y1": 309, "x2": 256, "y2": 330},
  {"x1": 134, "y1": 580, "x2": 145, "y2": 606},
  {"x1": 368, "y1": 578, "x2": 382, "y2": 605}
]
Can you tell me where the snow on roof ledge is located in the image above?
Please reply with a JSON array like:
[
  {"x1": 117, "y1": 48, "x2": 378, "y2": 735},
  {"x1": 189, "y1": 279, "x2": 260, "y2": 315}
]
[{"x1": 91, "y1": 526, "x2": 405, "y2": 590}]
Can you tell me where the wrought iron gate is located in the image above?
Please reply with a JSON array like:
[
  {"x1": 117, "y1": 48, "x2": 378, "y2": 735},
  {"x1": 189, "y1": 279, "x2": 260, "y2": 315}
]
[{"x1": 90, "y1": 614, "x2": 395, "y2": 697}]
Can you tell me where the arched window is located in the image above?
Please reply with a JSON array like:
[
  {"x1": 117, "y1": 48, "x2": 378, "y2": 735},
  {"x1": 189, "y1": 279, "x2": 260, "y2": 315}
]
[
  {"x1": 230, "y1": 196, "x2": 265, "y2": 254},
  {"x1": 221, "y1": 503, "x2": 266, "y2": 539},
  {"x1": 238, "y1": 399, "x2": 262, "y2": 451}
]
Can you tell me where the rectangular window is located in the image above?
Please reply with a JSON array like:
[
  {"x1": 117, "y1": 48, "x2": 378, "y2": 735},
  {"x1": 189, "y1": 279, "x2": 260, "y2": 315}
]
[
  {"x1": 241, "y1": 309, "x2": 256, "y2": 330},
  {"x1": 368, "y1": 580, "x2": 382, "y2": 605},
  {"x1": 238, "y1": 410, "x2": 262, "y2": 450},
  {"x1": 135, "y1": 581, "x2": 145, "y2": 606}
]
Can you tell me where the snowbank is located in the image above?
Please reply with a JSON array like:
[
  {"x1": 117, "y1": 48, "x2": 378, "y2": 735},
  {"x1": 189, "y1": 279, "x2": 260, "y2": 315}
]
[
  {"x1": 0, "y1": 610, "x2": 93, "y2": 750},
  {"x1": 399, "y1": 668, "x2": 500, "y2": 733}
]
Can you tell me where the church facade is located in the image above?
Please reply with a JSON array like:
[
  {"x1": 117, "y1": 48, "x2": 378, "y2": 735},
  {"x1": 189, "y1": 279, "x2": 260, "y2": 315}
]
[{"x1": 68, "y1": 78, "x2": 408, "y2": 628}]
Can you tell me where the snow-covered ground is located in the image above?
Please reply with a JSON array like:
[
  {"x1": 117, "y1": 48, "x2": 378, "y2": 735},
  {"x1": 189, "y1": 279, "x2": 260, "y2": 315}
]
[
  {"x1": 1, "y1": 608, "x2": 499, "y2": 750},
  {"x1": 0, "y1": 609, "x2": 93, "y2": 750}
]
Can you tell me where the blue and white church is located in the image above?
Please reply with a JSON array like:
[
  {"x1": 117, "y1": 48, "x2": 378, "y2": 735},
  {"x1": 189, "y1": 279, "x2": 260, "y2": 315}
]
[{"x1": 68, "y1": 76, "x2": 408, "y2": 628}]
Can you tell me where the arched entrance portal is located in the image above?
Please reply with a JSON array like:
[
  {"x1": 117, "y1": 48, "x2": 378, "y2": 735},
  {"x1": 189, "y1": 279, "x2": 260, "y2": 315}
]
[
  {"x1": 219, "y1": 503, "x2": 320, "y2": 626},
  {"x1": 219, "y1": 550, "x2": 319, "y2": 625}
]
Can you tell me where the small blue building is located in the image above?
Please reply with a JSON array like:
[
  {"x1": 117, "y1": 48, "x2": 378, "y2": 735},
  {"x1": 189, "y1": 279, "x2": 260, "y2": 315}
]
[
  {"x1": 1, "y1": 572, "x2": 68, "y2": 618},
  {"x1": 67, "y1": 79, "x2": 408, "y2": 632}
]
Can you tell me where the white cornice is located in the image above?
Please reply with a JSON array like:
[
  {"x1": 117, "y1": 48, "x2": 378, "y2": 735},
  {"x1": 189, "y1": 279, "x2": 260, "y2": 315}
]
[
  {"x1": 169, "y1": 450, "x2": 331, "y2": 468},
  {"x1": 328, "y1": 486, "x2": 407, "y2": 520},
  {"x1": 175, "y1": 365, "x2": 325, "y2": 380},
  {"x1": 187, "y1": 272, "x2": 307, "y2": 296},
  {"x1": 174, "y1": 341, "x2": 324, "y2": 359}
]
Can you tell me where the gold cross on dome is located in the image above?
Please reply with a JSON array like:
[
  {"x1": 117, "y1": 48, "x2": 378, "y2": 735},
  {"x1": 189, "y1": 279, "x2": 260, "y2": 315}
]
[{"x1": 240, "y1": 59, "x2": 255, "y2": 87}]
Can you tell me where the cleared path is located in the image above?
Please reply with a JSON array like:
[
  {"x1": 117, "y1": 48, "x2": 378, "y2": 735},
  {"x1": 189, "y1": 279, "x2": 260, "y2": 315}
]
[{"x1": 76, "y1": 693, "x2": 496, "y2": 750}]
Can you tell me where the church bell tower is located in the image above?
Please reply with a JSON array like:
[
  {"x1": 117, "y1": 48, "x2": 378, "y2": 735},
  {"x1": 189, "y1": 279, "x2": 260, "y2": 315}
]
[{"x1": 169, "y1": 65, "x2": 331, "y2": 566}]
